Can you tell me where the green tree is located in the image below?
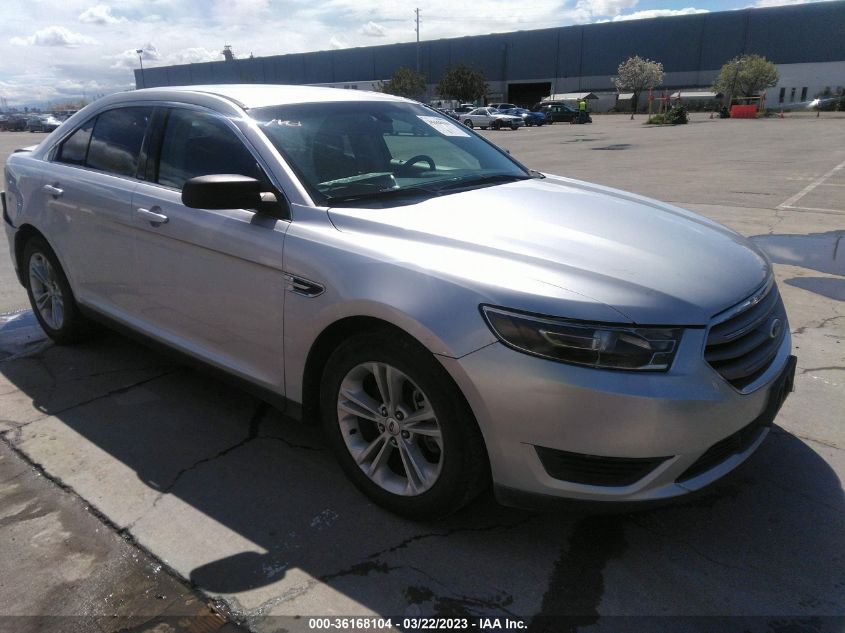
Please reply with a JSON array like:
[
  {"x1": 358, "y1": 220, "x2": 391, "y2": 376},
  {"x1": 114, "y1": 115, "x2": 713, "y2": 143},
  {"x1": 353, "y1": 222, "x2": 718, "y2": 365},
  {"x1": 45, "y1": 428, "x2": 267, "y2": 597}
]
[
  {"x1": 379, "y1": 67, "x2": 427, "y2": 100},
  {"x1": 712, "y1": 54, "x2": 779, "y2": 103},
  {"x1": 436, "y1": 64, "x2": 487, "y2": 103},
  {"x1": 613, "y1": 56, "x2": 664, "y2": 120}
]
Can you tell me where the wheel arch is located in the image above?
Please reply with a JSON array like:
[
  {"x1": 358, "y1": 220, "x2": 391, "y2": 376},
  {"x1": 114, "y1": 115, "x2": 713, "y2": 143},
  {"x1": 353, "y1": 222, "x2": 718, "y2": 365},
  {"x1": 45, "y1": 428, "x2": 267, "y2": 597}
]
[
  {"x1": 299, "y1": 316, "x2": 483, "y2": 451},
  {"x1": 13, "y1": 223, "x2": 48, "y2": 285},
  {"x1": 301, "y1": 316, "x2": 416, "y2": 422}
]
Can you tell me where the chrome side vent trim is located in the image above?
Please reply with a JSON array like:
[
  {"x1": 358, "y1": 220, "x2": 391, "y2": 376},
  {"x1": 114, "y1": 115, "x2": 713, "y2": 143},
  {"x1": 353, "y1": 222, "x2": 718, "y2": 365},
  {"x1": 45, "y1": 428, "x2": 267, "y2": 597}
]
[{"x1": 284, "y1": 273, "x2": 325, "y2": 297}]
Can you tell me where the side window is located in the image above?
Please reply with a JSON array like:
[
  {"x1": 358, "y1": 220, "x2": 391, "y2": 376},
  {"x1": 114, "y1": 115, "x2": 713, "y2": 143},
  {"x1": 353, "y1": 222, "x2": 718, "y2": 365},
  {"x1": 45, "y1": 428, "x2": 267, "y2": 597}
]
[
  {"x1": 86, "y1": 107, "x2": 152, "y2": 178},
  {"x1": 55, "y1": 119, "x2": 94, "y2": 166},
  {"x1": 157, "y1": 109, "x2": 262, "y2": 190}
]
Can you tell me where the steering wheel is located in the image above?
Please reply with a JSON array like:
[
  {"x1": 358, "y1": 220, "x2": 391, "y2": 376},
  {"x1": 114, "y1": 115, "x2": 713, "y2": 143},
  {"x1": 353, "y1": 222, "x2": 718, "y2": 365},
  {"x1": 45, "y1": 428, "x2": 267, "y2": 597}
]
[{"x1": 401, "y1": 154, "x2": 436, "y2": 172}]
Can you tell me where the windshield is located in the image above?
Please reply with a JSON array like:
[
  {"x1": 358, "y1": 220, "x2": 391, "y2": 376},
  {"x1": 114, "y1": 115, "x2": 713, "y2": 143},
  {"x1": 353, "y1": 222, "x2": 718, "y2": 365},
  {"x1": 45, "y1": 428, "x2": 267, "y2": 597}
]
[{"x1": 250, "y1": 101, "x2": 530, "y2": 206}]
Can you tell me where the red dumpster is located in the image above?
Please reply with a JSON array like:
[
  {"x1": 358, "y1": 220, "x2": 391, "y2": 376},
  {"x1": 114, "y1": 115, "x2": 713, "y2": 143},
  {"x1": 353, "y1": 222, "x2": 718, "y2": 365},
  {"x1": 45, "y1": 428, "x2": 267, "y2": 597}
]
[{"x1": 730, "y1": 105, "x2": 758, "y2": 119}]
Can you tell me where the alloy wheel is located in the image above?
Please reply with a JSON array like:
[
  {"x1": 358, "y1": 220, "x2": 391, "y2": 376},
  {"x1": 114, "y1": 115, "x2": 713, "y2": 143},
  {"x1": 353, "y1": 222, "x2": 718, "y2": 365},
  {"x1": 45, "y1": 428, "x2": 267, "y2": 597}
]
[
  {"x1": 28, "y1": 253, "x2": 64, "y2": 330},
  {"x1": 336, "y1": 362, "x2": 443, "y2": 496}
]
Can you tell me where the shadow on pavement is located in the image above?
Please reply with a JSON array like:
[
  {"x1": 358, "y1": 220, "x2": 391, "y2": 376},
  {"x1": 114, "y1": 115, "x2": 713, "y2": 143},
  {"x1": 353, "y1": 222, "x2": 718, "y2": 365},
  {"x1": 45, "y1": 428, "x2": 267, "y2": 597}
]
[
  {"x1": 1, "y1": 311, "x2": 843, "y2": 629},
  {"x1": 785, "y1": 277, "x2": 845, "y2": 302}
]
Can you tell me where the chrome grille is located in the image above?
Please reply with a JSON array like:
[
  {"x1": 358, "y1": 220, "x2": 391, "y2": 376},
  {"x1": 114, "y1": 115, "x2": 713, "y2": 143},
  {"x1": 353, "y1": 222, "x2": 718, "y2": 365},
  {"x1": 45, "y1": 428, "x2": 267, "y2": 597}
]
[{"x1": 705, "y1": 279, "x2": 786, "y2": 390}]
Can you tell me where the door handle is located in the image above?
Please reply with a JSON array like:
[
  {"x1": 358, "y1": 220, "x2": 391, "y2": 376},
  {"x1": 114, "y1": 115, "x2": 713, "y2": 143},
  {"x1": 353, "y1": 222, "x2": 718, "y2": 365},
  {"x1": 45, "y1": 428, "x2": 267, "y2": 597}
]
[
  {"x1": 42, "y1": 184, "x2": 63, "y2": 198},
  {"x1": 136, "y1": 207, "x2": 169, "y2": 225}
]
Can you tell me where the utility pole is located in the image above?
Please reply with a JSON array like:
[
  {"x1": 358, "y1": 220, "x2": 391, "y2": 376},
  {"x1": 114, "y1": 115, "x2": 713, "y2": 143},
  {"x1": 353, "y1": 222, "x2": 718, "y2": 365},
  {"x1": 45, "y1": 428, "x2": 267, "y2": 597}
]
[{"x1": 415, "y1": 8, "x2": 420, "y2": 73}]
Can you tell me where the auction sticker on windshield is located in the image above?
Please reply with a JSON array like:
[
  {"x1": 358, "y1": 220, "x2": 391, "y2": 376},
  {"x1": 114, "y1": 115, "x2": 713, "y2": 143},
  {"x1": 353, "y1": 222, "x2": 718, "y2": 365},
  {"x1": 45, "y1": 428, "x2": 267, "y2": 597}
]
[{"x1": 417, "y1": 115, "x2": 470, "y2": 137}]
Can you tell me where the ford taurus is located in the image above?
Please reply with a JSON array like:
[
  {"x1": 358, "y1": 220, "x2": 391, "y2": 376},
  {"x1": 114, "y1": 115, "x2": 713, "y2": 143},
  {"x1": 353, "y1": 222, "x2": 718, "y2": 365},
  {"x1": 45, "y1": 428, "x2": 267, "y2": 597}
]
[{"x1": 2, "y1": 85, "x2": 795, "y2": 518}]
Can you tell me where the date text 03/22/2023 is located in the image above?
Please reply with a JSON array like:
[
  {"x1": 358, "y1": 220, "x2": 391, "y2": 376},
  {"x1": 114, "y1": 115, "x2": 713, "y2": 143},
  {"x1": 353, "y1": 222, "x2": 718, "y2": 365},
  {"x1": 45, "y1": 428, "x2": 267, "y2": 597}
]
[{"x1": 307, "y1": 617, "x2": 528, "y2": 630}]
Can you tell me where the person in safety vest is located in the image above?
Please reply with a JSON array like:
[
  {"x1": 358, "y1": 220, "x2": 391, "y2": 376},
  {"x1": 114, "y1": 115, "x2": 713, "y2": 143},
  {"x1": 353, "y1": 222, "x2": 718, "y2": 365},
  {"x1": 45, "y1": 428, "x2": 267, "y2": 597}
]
[{"x1": 578, "y1": 98, "x2": 588, "y2": 123}]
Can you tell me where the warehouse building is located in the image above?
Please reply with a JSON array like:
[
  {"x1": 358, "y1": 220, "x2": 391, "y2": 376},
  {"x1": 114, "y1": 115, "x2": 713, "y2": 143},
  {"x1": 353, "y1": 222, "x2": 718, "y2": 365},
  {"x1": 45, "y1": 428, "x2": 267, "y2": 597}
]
[{"x1": 135, "y1": 1, "x2": 845, "y2": 111}]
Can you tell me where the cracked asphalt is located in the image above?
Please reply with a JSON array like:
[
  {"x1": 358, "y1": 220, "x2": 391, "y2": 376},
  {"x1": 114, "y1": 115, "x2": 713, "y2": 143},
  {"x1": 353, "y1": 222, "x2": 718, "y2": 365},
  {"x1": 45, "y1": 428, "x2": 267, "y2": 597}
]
[{"x1": 1, "y1": 114, "x2": 844, "y2": 632}]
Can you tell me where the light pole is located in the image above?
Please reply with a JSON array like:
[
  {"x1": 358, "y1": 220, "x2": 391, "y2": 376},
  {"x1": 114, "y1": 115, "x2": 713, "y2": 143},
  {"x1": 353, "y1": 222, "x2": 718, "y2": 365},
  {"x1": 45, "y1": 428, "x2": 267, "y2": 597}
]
[{"x1": 136, "y1": 49, "x2": 145, "y2": 89}]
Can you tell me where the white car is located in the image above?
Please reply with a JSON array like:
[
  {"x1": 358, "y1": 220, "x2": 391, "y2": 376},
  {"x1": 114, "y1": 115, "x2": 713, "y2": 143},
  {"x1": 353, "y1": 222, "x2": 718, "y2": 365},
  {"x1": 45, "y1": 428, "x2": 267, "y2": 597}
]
[{"x1": 459, "y1": 107, "x2": 523, "y2": 130}]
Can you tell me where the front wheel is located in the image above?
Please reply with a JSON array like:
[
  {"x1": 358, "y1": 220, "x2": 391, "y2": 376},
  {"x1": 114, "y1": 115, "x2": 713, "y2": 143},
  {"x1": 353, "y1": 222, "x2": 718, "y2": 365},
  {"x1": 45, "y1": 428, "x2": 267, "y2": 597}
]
[
  {"x1": 464, "y1": 120, "x2": 473, "y2": 128},
  {"x1": 320, "y1": 331, "x2": 488, "y2": 519}
]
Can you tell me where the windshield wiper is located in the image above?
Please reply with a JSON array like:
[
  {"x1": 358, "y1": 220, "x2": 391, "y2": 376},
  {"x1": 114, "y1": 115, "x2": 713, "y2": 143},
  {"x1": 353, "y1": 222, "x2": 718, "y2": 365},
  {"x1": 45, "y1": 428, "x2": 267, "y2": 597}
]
[
  {"x1": 432, "y1": 173, "x2": 536, "y2": 192},
  {"x1": 324, "y1": 185, "x2": 440, "y2": 204}
]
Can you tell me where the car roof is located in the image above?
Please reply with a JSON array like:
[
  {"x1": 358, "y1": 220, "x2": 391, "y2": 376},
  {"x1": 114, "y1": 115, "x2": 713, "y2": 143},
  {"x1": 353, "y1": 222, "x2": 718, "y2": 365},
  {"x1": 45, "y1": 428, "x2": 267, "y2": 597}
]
[{"x1": 130, "y1": 84, "x2": 413, "y2": 110}]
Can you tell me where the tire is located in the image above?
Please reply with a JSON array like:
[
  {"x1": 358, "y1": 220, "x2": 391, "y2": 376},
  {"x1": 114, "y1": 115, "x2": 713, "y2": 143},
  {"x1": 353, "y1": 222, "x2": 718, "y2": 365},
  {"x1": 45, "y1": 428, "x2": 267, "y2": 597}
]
[
  {"x1": 464, "y1": 120, "x2": 473, "y2": 128},
  {"x1": 320, "y1": 331, "x2": 489, "y2": 519},
  {"x1": 22, "y1": 236, "x2": 89, "y2": 344},
  {"x1": 511, "y1": 124, "x2": 519, "y2": 130},
  {"x1": 492, "y1": 121, "x2": 501, "y2": 130}
]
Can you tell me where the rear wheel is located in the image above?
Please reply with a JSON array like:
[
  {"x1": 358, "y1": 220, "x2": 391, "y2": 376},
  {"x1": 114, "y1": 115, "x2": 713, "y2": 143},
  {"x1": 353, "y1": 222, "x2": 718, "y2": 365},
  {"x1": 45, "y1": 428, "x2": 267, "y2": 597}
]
[
  {"x1": 492, "y1": 121, "x2": 501, "y2": 130},
  {"x1": 22, "y1": 237, "x2": 88, "y2": 344},
  {"x1": 511, "y1": 123, "x2": 519, "y2": 130},
  {"x1": 321, "y1": 331, "x2": 488, "y2": 519}
]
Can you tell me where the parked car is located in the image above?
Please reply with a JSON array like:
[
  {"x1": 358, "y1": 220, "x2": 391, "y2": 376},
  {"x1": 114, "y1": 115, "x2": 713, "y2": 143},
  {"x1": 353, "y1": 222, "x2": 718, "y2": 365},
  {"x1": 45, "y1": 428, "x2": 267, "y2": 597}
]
[
  {"x1": 452, "y1": 104, "x2": 476, "y2": 115},
  {"x1": 433, "y1": 107, "x2": 460, "y2": 121},
  {"x1": 459, "y1": 107, "x2": 523, "y2": 130},
  {"x1": 537, "y1": 102, "x2": 590, "y2": 123},
  {"x1": 500, "y1": 107, "x2": 546, "y2": 126},
  {"x1": 25, "y1": 115, "x2": 62, "y2": 133},
  {"x1": 488, "y1": 102, "x2": 517, "y2": 111},
  {"x1": 1, "y1": 114, "x2": 28, "y2": 131},
  {"x1": 3, "y1": 85, "x2": 794, "y2": 519}
]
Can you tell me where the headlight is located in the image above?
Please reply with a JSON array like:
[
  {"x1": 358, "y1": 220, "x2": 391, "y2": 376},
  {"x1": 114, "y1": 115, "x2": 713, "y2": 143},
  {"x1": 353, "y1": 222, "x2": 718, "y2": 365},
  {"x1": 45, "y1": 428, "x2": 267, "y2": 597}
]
[{"x1": 481, "y1": 306, "x2": 681, "y2": 371}]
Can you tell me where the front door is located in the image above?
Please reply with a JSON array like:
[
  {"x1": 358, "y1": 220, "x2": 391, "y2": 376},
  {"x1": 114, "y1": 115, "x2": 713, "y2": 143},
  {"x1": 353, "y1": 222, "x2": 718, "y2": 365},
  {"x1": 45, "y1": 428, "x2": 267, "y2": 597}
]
[{"x1": 130, "y1": 106, "x2": 288, "y2": 391}]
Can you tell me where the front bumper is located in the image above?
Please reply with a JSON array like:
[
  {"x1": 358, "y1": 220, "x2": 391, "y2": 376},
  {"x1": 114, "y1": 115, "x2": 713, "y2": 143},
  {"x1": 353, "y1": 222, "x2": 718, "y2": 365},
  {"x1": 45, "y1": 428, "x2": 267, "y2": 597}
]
[{"x1": 439, "y1": 326, "x2": 793, "y2": 504}]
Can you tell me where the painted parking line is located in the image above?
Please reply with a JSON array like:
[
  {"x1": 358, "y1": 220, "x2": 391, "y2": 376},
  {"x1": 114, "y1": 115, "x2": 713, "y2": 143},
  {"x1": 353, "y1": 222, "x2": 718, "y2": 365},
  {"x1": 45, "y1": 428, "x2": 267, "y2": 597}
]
[{"x1": 778, "y1": 158, "x2": 845, "y2": 215}]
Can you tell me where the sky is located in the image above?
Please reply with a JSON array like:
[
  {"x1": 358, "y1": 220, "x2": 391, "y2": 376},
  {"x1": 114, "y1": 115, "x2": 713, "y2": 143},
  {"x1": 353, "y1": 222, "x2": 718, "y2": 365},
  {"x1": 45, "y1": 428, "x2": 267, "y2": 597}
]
[{"x1": 0, "y1": 0, "x2": 836, "y2": 107}]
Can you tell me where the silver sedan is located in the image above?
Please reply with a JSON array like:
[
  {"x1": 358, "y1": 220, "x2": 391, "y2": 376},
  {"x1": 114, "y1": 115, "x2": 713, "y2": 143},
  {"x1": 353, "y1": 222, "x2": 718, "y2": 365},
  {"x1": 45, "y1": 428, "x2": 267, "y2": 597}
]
[
  {"x1": 2, "y1": 85, "x2": 794, "y2": 518},
  {"x1": 459, "y1": 107, "x2": 524, "y2": 130}
]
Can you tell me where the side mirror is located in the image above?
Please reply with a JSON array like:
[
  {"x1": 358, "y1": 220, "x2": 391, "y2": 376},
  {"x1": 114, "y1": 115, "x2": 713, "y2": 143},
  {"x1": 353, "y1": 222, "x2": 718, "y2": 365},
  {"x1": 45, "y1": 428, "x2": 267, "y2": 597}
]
[{"x1": 182, "y1": 174, "x2": 265, "y2": 210}]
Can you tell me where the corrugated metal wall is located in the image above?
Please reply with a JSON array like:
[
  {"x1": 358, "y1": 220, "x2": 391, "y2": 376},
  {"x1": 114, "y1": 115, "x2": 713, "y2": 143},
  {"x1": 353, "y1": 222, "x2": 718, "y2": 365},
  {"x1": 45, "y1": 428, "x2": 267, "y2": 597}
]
[{"x1": 135, "y1": 1, "x2": 845, "y2": 89}]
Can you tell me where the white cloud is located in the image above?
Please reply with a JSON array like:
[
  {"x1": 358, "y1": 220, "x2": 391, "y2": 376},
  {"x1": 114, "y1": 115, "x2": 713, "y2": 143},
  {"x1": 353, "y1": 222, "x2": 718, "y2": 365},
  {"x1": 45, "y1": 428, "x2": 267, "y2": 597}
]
[
  {"x1": 330, "y1": 36, "x2": 349, "y2": 49},
  {"x1": 165, "y1": 47, "x2": 221, "y2": 65},
  {"x1": 10, "y1": 26, "x2": 97, "y2": 47},
  {"x1": 212, "y1": 0, "x2": 270, "y2": 22},
  {"x1": 584, "y1": 0, "x2": 640, "y2": 17},
  {"x1": 109, "y1": 44, "x2": 221, "y2": 69},
  {"x1": 611, "y1": 7, "x2": 709, "y2": 21},
  {"x1": 0, "y1": 77, "x2": 131, "y2": 105},
  {"x1": 79, "y1": 4, "x2": 127, "y2": 25},
  {"x1": 360, "y1": 21, "x2": 387, "y2": 37},
  {"x1": 109, "y1": 43, "x2": 161, "y2": 69}
]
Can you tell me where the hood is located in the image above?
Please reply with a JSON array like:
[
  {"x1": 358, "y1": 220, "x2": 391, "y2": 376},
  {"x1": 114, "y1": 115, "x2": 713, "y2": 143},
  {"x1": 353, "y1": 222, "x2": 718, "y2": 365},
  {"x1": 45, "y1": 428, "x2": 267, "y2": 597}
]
[{"x1": 327, "y1": 176, "x2": 770, "y2": 325}]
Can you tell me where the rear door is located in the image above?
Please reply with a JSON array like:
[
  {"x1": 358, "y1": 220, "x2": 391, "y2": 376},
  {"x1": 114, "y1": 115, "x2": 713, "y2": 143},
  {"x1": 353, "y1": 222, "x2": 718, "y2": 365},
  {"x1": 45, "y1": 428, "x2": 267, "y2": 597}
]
[
  {"x1": 44, "y1": 106, "x2": 152, "y2": 317},
  {"x1": 129, "y1": 106, "x2": 289, "y2": 391}
]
